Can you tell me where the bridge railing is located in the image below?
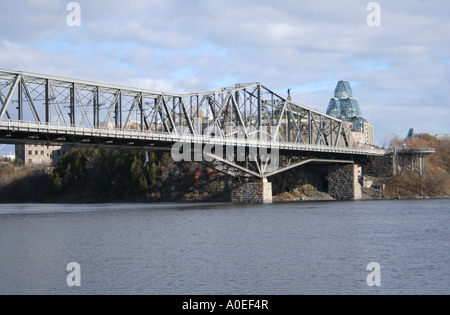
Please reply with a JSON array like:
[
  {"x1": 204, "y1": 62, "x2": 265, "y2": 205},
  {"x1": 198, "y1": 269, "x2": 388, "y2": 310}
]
[
  {"x1": 0, "y1": 119, "x2": 386, "y2": 156},
  {"x1": 389, "y1": 146, "x2": 436, "y2": 154}
]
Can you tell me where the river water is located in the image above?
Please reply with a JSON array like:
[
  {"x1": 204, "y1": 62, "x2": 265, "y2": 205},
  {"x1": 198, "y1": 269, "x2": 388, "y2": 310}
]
[{"x1": 0, "y1": 199, "x2": 448, "y2": 295}]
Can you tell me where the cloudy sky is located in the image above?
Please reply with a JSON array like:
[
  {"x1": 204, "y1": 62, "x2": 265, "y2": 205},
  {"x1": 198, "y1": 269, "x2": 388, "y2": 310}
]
[{"x1": 0, "y1": 0, "x2": 449, "y2": 152}]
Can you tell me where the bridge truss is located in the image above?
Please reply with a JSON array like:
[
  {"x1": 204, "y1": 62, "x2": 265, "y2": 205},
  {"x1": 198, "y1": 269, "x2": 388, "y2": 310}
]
[{"x1": 0, "y1": 69, "x2": 384, "y2": 178}]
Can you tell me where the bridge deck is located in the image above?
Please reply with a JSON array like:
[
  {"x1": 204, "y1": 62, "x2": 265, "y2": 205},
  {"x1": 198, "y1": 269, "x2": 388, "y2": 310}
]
[{"x1": 0, "y1": 120, "x2": 386, "y2": 156}]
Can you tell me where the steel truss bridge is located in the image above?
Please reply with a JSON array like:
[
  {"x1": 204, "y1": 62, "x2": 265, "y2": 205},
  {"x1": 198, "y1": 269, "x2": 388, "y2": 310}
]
[{"x1": 0, "y1": 69, "x2": 385, "y2": 178}]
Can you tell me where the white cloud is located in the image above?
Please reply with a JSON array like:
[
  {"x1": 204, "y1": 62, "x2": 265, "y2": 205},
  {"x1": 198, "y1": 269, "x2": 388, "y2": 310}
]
[
  {"x1": 124, "y1": 77, "x2": 187, "y2": 94},
  {"x1": 0, "y1": 0, "x2": 449, "y2": 143}
]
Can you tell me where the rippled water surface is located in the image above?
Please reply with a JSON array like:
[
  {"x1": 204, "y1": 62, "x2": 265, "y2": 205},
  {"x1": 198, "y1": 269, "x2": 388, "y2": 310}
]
[{"x1": 0, "y1": 199, "x2": 448, "y2": 295}]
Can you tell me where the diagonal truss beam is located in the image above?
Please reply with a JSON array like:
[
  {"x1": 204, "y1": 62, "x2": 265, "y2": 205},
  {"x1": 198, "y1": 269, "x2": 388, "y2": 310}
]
[
  {"x1": 0, "y1": 74, "x2": 21, "y2": 120},
  {"x1": 203, "y1": 152, "x2": 263, "y2": 178},
  {"x1": 0, "y1": 69, "x2": 357, "y2": 160},
  {"x1": 21, "y1": 79, "x2": 41, "y2": 122},
  {"x1": 264, "y1": 159, "x2": 354, "y2": 178}
]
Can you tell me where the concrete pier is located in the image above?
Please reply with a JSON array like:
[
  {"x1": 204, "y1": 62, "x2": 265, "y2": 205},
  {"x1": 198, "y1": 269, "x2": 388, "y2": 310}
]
[
  {"x1": 231, "y1": 178, "x2": 273, "y2": 204},
  {"x1": 328, "y1": 164, "x2": 362, "y2": 200}
]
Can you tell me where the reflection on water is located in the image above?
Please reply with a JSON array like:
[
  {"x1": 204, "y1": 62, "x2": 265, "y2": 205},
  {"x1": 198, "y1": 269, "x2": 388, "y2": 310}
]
[{"x1": 0, "y1": 199, "x2": 448, "y2": 295}]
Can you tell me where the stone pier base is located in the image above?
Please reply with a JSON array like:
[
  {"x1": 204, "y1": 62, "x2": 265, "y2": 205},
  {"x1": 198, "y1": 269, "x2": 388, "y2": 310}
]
[
  {"x1": 231, "y1": 179, "x2": 273, "y2": 204},
  {"x1": 328, "y1": 164, "x2": 362, "y2": 200}
]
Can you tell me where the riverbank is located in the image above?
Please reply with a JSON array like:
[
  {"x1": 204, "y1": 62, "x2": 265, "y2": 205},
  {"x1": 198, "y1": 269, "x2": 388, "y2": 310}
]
[
  {"x1": 272, "y1": 183, "x2": 449, "y2": 203},
  {"x1": 1, "y1": 141, "x2": 449, "y2": 203},
  {"x1": 1, "y1": 164, "x2": 448, "y2": 203}
]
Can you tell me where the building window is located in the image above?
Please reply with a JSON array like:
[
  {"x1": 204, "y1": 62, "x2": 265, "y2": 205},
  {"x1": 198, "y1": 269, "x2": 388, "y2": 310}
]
[
  {"x1": 35, "y1": 150, "x2": 38, "y2": 155},
  {"x1": 41, "y1": 151, "x2": 45, "y2": 156},
  {"x1": 28, "y1": 159, "x2": 32, "y2": 164},
  {"x1": 28, "y1": 150, "x2": 32, "y2": 155}
]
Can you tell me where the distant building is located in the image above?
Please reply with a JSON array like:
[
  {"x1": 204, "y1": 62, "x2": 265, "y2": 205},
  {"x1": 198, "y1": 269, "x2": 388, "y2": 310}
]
[
  {"x1": 326, "y1": 80, "x2": 374, "y2": 146},
  {"x1": 50, "y1": 146, "x2": 72, "y2": 164},
  {"x1": 436, "y1": 134, "x2": 450, "y2": 141},
  {"x1": 15, "y1": 144, "x2": 71, "y2": 166},
  {"x1": 2, "y1": 153, "x2": 15, "y2": 161},
  {"x1": 327, "y1": 80, "x2": 362, "y2": 118},
  {"x1": 406, "y1": 128, "x2": 419, "y2": 139}
]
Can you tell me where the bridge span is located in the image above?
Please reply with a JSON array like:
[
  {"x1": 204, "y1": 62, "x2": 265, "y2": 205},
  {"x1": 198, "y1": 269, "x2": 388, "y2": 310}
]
[{"x1": 0, "y1": 69, "x2": 386, "y2": 203}]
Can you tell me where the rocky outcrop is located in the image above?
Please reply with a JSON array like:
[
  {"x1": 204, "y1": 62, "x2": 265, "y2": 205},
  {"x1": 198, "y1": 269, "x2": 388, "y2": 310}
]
[{"x1": 273, "y1": 184, "x2": 334, "y2": 202}]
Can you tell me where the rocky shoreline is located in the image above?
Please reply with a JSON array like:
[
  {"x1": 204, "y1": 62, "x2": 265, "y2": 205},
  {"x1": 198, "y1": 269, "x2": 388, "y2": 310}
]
[
  {"x1": 272, "y1": 184, "x2": 448, "y2": 203},
  {"x1": 273, "y1": 184, "x2": 334, "y2": 202}
]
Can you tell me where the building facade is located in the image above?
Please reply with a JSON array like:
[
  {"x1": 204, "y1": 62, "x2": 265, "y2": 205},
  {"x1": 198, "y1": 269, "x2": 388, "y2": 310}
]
[{"x1": 15, "y1": 144, "x2": 71, "y2": 165}]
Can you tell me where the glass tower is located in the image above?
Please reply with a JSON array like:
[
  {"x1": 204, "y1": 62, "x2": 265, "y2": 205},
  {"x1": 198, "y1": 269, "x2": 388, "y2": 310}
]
[
  {"x1": 325, "y1": 80, "x2": 374, "y2": 146},
  {"x1": 334, "y1": 80, "x2": 353, "y2": 99},
  {"x1": 406, "y1": 128, "x2": 418, "y2": 139},
  {"x1": 326, "y1": 80, "x2": 362, "y2": 118},
  {"x1": 327, "y1": 98, "x2": 341, "y2": 117}
]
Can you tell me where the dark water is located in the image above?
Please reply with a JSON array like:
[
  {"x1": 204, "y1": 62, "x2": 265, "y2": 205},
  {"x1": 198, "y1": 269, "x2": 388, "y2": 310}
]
[{"x1": 0, "y1": 199, "x2": 448, "y2": 295}]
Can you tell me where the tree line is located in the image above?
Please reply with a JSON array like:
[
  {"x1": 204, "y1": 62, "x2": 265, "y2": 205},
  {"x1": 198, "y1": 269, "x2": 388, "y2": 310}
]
[
  {"x1": 384, "y1": 134, "x2": 450, "y2": 198},
  {"x1": 48, "y1": 148, "x2": 231, "y2": 202}
]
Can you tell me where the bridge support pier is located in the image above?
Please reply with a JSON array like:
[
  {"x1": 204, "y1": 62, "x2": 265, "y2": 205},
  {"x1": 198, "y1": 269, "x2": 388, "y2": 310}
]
[
  {"x1": 328, "y1": 164, "x2": 362, "y2": 200},
  {"x1": 231, "y1": 178, "x2": 273, "y2": 204}
]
